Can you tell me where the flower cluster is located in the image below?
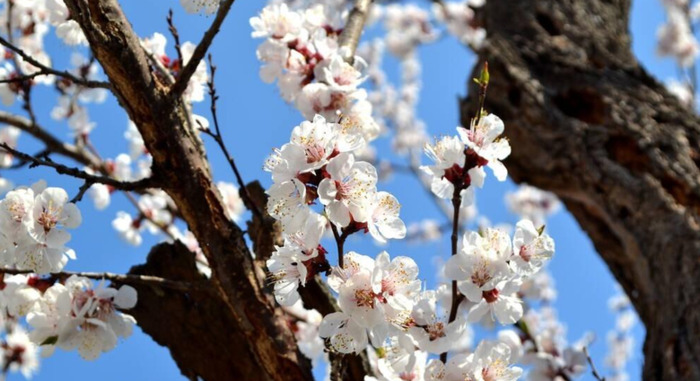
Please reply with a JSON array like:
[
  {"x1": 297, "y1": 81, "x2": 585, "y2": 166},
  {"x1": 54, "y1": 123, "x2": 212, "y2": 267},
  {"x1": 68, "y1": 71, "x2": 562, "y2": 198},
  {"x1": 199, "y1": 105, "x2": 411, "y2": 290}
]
[
  {"x1": 316, "y1": 220, "x2": 555, "y2": 377},
  {"x1": 0, "y1": 4, "x2": 107, "y2": 134},
  {"x1": 250, "y1": 2, "x2": 380, "y2": 139},
  {"x1": 657, "y1": 0, "x2": 699, "y2": 67},
  {"x1": 422, "y1": 114, "x2": 511, "y2": 203},
  {"x1": 50, "y1": 54, "x2": 109, "y2": 137},
  {"x1": 445, "y1": 220, "x2": 555, "y2": 325},
  {"x1": 432, "y1": 1, "x2": 486, "y2": 48},
  {"x1": 0, "y1": 272, "x2": 138, "y2": 378},
  {"x1": 506, "y1": 184, "x2": 561, "y2": 227},
  {"x1": 513, "y1": 307, "x2": 589, "y2": 381},
  {"x1": 264, "y1": 115, "x2": 406, "y2": 305},
  {"x1": 425, "y1": 340, "x2": 523, "y2": 381},
  {"x1": 320, "y1": 251, "x2": 420, "y2": 353},
  {"x1": 27, "y1": 275, "x2": 137, "y2": 360},
  {"x1": 605, "y1": 288, "x2": 636, "y2": 381},
  {"x1": 0, "y1": 182, "x2": 81, "y2": 274},
  {"x1": 383, "y1": 4, "x2": 439, "y2": 58}
]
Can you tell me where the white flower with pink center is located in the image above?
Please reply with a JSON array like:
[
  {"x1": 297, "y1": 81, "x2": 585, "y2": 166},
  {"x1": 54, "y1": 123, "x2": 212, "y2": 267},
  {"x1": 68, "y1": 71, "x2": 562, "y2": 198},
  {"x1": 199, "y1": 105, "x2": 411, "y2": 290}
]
[
  {"x1": 112, "y1": 211, "x2": 143, "y2": 247},
  {"x1": 367, "y1": 191, "x2": 407, "y2": 243},
  {"x1": 319, "y1": 311, "x2": 369, "y2": 354},
  {"x1": 318, "y1": 152, "x2": 378, "y2": 227},
  {"x1": 371, "y1": 251, "x2": 420, "y2": 312},
  {"x1": 511, "y1": 219, "x2": 554, "y2": 276},
  {"x1": 466, "y1": 279, "x2": 524, "y2": 325},
  {"x1": 457, "y1": 114, "x2": 511, "y2": 181},
  {"x1": 338, "y1": 269, "x2": 387, "y2": 329},
  {"x1": 421, "y1": 135, "x2": 485, "y2": 201},
  {"x1": 267, "y1": 246, "x2": 309, "y2": 306},
  {"x1": 290, "y1": 114, "x2": 338, "y2": 171},
  {"x1": 408, "y1": 291, "x2": 468, "y2": 354},
  {"x1": 1, "y1": 327, "x2": 39, "y2": 378},
  {"x1": 267, "y1": 214, "x2": 329, "y2": 306},
  {"x1": 442, "y1": 341, "x2": 522, "y2": 381},
  {"x1": 0, "y1": 187, "x2": 35, "y2": 238},
  {"x1": 27, "y1": 276, "x2": 137, "y2": 360},
  {"x1": 267, "y1": 179, "x2": 313, "y2": 234},
  {"x1": 250, "y1": 3, "x2": 303, "y2": 41},
  {"x1": 314, "y1": 53, "x2": 367, "y2": 92},
  {"x1": 444, "y1": 230, "x2": 511, "y2": 302}
]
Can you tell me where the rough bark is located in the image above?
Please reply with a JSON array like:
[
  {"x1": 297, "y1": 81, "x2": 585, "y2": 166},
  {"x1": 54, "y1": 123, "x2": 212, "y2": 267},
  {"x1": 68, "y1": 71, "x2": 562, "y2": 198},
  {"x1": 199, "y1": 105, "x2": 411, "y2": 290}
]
[
  {"x1": 123, "y1": 242, "x2": 313, "y2": 381},
  {"x1": 463, "y1": 0, "x2": 700, "y2": 379},
  {"x1": 246, "y1": 181, "x2": 373, "y2": 381},
  {"x1": 62, "y1": 1, "x2": 312, "y2": 380}
]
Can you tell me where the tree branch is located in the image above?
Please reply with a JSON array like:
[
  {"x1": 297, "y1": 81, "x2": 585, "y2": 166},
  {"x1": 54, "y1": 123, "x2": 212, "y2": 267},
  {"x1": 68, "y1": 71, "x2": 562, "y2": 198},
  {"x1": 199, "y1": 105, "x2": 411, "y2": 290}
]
[
  {"x1": 169, "y1": 0, "x2": 236, "y2": 97},
  {"x1": 583, "y1": 346, "x2": 606, "y2": 381},
  {"x1": 0, "y1": 111, "x2": 102, "y2": 169},
  {"x1": 0, "y1": 267, "x2": 203, "y2": 293},
  {"x1": 200, "y1": 55, "x2": 262, "y2": 219},
  {"x1": 338, "y1": 0, "x2": 373, "y2": 61},
  {"x1": 0, "y1": 143, "x2": 157, "y2": 192},
  {"x1": 0, "y1": 36, "x2": 111, "y2": 89},
  {"x1": 63, "y1": 1, "x2": 312, "y2": 379}
]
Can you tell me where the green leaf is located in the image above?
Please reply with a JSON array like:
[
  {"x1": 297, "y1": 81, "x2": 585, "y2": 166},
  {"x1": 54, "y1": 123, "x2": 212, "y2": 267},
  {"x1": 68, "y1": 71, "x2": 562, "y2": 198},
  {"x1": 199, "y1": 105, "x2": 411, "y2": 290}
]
[
  {"x1": 479, "y1": 61, "x2": 490, "y2": 85},
  {"x1": 536, "y1": 225, "x2": 546, "y2": 236}
]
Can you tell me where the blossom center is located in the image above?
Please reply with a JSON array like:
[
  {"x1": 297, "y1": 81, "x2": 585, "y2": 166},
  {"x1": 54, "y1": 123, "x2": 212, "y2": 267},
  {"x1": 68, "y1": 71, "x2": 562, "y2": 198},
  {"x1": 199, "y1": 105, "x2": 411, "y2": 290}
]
[{"x1": 482, "y1": 288, "x2": 500, "y2": 303}]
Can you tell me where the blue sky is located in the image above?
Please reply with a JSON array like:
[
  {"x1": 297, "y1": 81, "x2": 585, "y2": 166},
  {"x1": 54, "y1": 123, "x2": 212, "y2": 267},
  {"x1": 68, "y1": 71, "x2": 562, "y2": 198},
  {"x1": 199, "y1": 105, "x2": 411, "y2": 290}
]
[{"x1": 1, "y1": 0, "x2": 677, "y2": 379}]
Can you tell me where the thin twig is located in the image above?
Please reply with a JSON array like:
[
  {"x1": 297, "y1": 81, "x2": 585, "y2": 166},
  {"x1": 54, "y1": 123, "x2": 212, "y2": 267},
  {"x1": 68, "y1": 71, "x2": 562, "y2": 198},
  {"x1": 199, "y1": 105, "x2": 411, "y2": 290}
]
[
  {"x1": 583, "y1": 346, "x2": 606, "y2": 381},
  {"x1": 0, "y1": 71, "x2": 51, "y2": 85},
  {"x1": 0, "y1": 268, "x2": 205, "y2": 293},
  {"x1": 439, "y1": 185, "x2": 463, "y2": 364},
  {"x1": 0, "y1": 142, "x2": 156, "y2": 191},
  {"x1": 200, "y1": 55, "x2": 262, "y2": 219},
  {"x1": 3, "y1": 0, "x2": 36, "y2": 126},
  {"x1": 330, "y1": 224, "x2": 347, "y2": 268},
  {"x1": 0, "y1": 36, "x2": 110, "y2": 89},
  {"x1": 167, "y1": 9, "x2": 184, "y2": 67},
  {"x1": 0, "y1": 111, "x2": 102, "y2": 169},
  {"x1": 124, "y1": 191, "x2": 177, "y2": 241},
  {"x1": 70, "y1": 181, "x2": 94, "y2": 204},
  {"x1": 170, "y1": 0, "x2": 236, "y2": 97}
]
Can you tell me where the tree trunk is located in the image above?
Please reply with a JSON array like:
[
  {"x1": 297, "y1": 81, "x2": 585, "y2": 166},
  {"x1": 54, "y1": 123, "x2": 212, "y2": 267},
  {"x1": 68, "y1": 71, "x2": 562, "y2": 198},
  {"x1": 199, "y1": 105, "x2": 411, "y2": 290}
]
[
  {"x1": 62, "y1": 1, "x2": 313, "y2": 380},
  {"x1": 463, "y1": 0, "x2": 700, "y2": 379}
]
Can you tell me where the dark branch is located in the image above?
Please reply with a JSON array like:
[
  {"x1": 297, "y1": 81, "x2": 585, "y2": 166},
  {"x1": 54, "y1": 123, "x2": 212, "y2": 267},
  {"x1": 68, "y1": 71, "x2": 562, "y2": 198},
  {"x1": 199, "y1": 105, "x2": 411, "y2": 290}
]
[
  {"x1": 0, "y1": 36, "x2": 111, "y2": 89},
  {"x1": 584, "y1": 346, "x2": 606, "y2": 381},
  {"x1": 0, "y1": 268, "x2": 203, "y2": 293},
  {"x1": 170, "y1": 0, "x2": 236, "y2": 97},
  {"x1": 0, "y1": 142, "x2": 157, "y2": 191},
  {"x1": 0, "y1": 111, "x2": 102, "y2": 169},
  {"x1": 199, "y1": 55, "x2": 263, "y2": 219},
  {"x1": 167, "y1": 9, "x2": 184, "y2": 66}
]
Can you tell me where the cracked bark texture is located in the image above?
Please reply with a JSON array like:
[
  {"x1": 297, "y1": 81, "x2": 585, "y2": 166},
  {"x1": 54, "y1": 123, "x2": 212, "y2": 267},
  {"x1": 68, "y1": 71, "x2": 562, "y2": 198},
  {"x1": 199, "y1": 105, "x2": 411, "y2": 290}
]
[
  {"x1": 124, "y1": 242, "x2": 313, "y2": 381},
  {"x1": 463, "y1": 0, "x2": 700, "y2": 379},
  {"x1": 61, "y1": 1, "x2": 313, "y2": 380}
]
